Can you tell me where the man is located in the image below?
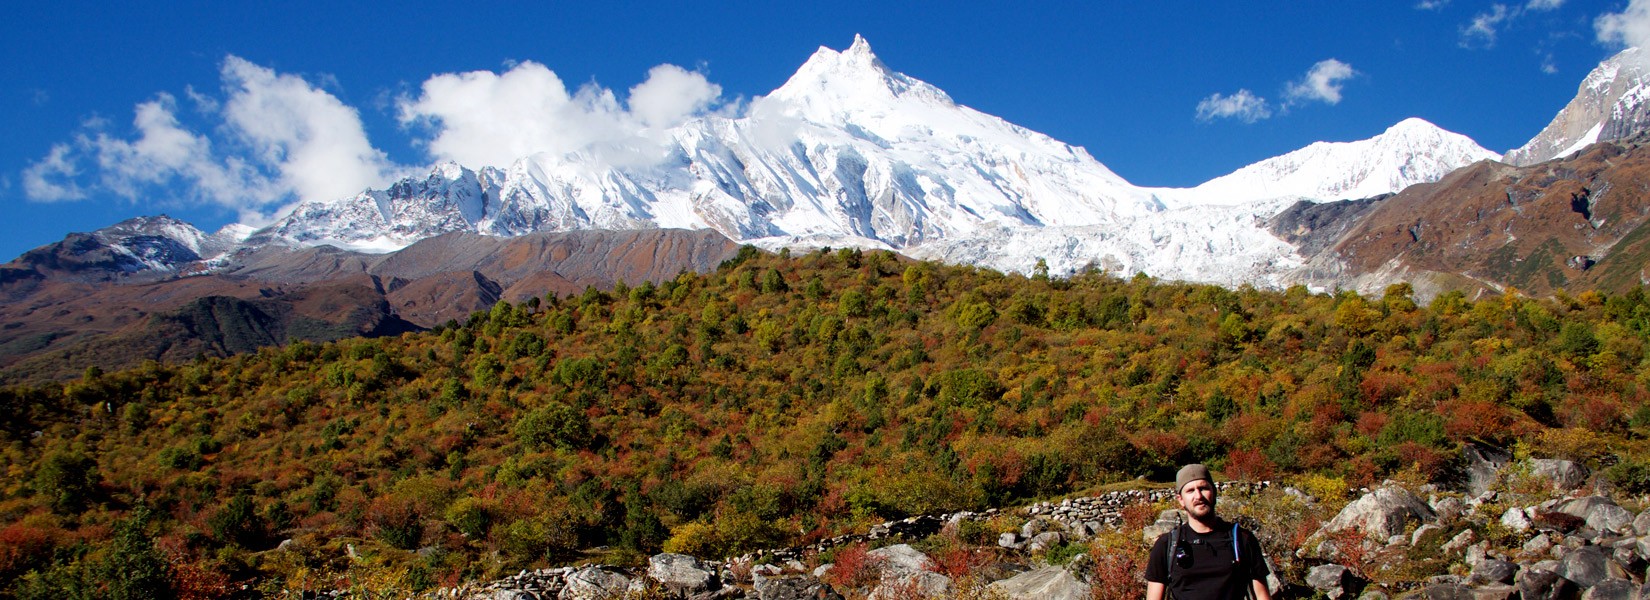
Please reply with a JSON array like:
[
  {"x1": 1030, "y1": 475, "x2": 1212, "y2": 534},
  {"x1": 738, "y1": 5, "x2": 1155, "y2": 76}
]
[{"x1": 1145, "y1": 464, "x2": 1271, "y2": 600}]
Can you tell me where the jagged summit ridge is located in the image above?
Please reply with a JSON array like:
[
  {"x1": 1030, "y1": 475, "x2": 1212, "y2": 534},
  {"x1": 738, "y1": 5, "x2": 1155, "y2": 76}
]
[{"x1": 1504, "y1": 47, "x2": 1650, "y2": 166}]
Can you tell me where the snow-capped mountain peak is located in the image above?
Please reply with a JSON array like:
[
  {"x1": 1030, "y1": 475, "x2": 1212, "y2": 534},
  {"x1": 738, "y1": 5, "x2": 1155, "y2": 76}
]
[
  {"x1": 1504, "y1": 47, "x2": 1650, "y2": 166},
  {"x1": 202, "y1": 37, "x2": 1494, "y2": 288},
  {"x1": 767, "y1": 34, "x2": 956, "y2": 121},
  {"x1": 1157, "y1": 117, "x2": 1498, "y2": 206}
]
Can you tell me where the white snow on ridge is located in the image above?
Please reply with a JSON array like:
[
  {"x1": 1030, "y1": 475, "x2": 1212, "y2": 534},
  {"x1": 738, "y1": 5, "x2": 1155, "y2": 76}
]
[{"x1": 145, "y1": 36, "x2": 1498, "y2": 287}]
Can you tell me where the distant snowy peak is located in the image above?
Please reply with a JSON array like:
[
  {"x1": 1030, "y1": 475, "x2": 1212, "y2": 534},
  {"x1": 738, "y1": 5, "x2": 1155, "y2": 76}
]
[
  {"x1": 1504, "y1": 47, "x2": 1650, "y2": 166},
  {"x1": 1162, "y1": 118, "x2": 1498, "y2": 205}
]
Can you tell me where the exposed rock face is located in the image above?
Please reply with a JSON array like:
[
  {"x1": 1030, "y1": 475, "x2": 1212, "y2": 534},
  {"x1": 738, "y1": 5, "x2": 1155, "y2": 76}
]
[
  {"x1": 865, "y1": 544, "x2": 949, "y2": 600},
  {"x1": 1308, "y1": 564, "x2": 1362, "y2": 600},
  {"x1": 751, "y1": 575, "x2": 842, "y2": 600},
  {"x1": 1505, "y1": 48, "x2": 1650, "y2": 166},
  {"x1": 1556, "y1": 497, "x2": 1632, "y2": 534},
  {"x1": 1308, "y1": 139, "x2": 1650, "y2": 300},
  {"x1": 1323, "y1": 486, "x2": 1438, "y2": 540},
  {"x1": 1462, "y1": 444, "x2": 1514, "y2": 497},
  {"x1": 648, "y1": 553, "x2": 719, "y2": 597},
  {"x1": 0, "y1": 228, "x2": 742, "y2": 382},
  {"x1": 985, "y1": 566, "x2": 1091, "y2": 600},
  {"x1": 559, "y1": 566, "x2": 634, "y2": 600},
  {"x1": 1532, "y1": 459, "x2": 1591, "y2": 492}
]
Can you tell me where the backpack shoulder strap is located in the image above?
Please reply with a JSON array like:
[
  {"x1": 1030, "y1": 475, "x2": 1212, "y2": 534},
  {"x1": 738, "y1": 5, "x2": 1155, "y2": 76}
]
[
  {"x1": 1231, "y1": 522, "x2": 1241, "y2": 563},
  {"x1": 1167, "y1": 521, "x2": 1181, "y2": 583}
]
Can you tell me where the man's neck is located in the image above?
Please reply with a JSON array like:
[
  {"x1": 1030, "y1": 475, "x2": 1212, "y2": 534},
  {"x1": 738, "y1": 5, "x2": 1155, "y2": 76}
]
[{"x1": 1186, "y1": 514, "x2": 1222, "y2": 534}]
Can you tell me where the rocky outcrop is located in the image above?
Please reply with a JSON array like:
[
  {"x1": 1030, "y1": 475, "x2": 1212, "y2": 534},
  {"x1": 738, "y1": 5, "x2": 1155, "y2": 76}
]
[
  {"x1": 986, "y1": 565, "x2": 1091, "y2": 600},
  {"x1": 1321, "y1": 485, "x2": 1437, "y2": 540}
]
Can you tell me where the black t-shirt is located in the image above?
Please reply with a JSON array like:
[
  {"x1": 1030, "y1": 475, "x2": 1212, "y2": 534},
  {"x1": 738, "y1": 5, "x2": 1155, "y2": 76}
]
[{"x1": 1145, "y1": 521, "x2": 1269, "y2": 600}]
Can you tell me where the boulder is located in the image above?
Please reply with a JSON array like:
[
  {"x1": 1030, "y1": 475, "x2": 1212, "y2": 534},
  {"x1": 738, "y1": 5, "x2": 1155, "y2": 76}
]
[
  {"x1": 866, "y1": 544, "x2": 949, "y2": 600},
  {"x1": 1558, "y1": 546, "x2": 1609, "y2": 588},
  {"x1": 998, "y1": 532, "x2": 1021, "y2": 549},
  {"x1": 1516, "y1": 567, "x2": 1580, "y2": 600},
  {"x1": 1581, "y1": 577, "x2": 1635, "y2": 600},
  {"x1": 1634, "y1": 509, "x2": 1650, "y2": 535},
  {"x1": 1308, "y1": 564, "x2": 1362, "y2": 600},
  {"x1": 986, "y1": 566, "x2": 1092, "y2": 600},
  {"x1": 1502, "y1": 507, "x2": 1533, "y2": 532},
  {"x1": 1323, "y1": 486, "x2": 1438, "y2": 541},
  {"x1": 1027, "y1": 531, "x2": 1065, "y2": 552},
  {"x1": 1465, "y1": 441, "x2": 1511, "y2": 494},
  {"x1": 1471, "y1": 584, "x2": 1518, "y2": 600},
  {"x1": 1470, "y1": 559, "x2": 1519, "y2": 585},
  {"x1": 1441, "y1": 530, "x2": 1477, "y2": 554},
  {"x1": 561, "y1": 567, "x2": 633, "y2": 600},
  {"x1": 1531, "y1": 459, "x2": 1590, "y2": 491},
  {"x1": 1557, "y1": 497, "x2": 1633, "y2": 534},
  {"x1": 1413, "y1": 524, "x2": 1444, "y2": 547},
  {"x1": 1421, "y1": 583, "x2": 1472, "y2": 600},
  {"x1": 752, "y1": 576, "x2": 843, "y2": 600},
  {"x1": 647, "y1": 553, "x2": 719, "y2": 597}
]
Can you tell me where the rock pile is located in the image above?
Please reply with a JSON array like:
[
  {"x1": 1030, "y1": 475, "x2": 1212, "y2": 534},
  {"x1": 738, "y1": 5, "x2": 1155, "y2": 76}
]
[{"x1": 434, "y1": 447, "x2": 1642, "y2": 600}]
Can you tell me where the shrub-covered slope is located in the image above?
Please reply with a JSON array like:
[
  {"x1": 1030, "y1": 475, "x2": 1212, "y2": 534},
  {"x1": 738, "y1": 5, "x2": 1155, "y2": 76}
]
[{"x1": 3, "y1": 247, "x2": 1650, "y2": 596}]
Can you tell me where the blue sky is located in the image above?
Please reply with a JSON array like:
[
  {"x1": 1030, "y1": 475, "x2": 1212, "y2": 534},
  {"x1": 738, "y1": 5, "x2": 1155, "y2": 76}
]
[{"x1": 0, "y1": 1, "x2": 1640, "y2": 261}]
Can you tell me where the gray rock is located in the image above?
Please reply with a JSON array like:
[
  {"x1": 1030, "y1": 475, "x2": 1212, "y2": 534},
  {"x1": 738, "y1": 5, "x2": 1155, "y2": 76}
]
[
  {"x1": 1471, "y1": 583, "x2": 1518, "y2": 600},
  {"x1": 866, "y1": 544, "x2": 949, "y2": 600},
  {"x1": 1471, "y1": 559, "x2": 1519, "y2": 585},
  {"x1": 998, "y1": 532, "x2": 1021, "y2": 549},
  {"x1": 1028, "y1": 531, "x2": 1065, "y2": 552},
  {"x1": 867, "y1": 544, "x2": 934, "y2": 574},
  {"x1": 1422, "y1": 583, "x2": 1472, "y2": 600},
  {"x1": 1526, "y1": 533, "x2": 1555, "y2": 555},
  {"x1": 1531, "y1": 459, "x2": 1590, "y2": 491},
  {"x1": 1559, "y1": 545, "x2": 1609, "y2": 588},
  {"x1": 1503, "y1": 507, "x2": 1533, "y2": 532},
  {"x1": 752, "y1": 576, "x2": 843, "y2": 600},
  {"x1": 1465, "y1": 441, "x2": 1511, "y2": 494},
  {"x1": 1558, "y1": 497, "x2": 1633, "y2": 534},
  {"x1": 1323, "y1": 486, "x2": 1438, "y2": 540},
  {"x1": 1442, "y1": 530, "x2": 1477, "y2": 554},
  {"x1": 1516, "y1": 567, "x2": 1580, "y2": 600},
  {"x1": 648, "y1": 553, "x2": 719, "y2": 597},
  {"x1": 1357, "y1": 590, "x2": 1391, "y2": 600},
  {"x1": 1413, "y1": 524, "x2": 1444, "y2": 547},
  {"x1": 1634, "y1": 510, "x2": 1650, "y2": 535},
  {"x1": 1581, "y1": 577, "x2": 1635, "y2": 600},
  {"x1": 1432, "y1": 497, "x2": 1466, "y2": 522},
  {"x1": 1308, "y1": 564, "x2": 1361, "y2": 600},
  {"x1": 986, "y1": 566, "x2": 1092, "y2": 600},
  {"x1": 562, "y1": 567, "x2": 633, "y2": 600}
]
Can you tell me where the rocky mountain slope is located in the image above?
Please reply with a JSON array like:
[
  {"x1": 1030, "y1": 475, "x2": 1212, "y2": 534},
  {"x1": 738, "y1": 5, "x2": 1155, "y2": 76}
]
[
  {"x1": 0, "y1": 228, "x2": 738, "y2": 381},
  {"x1": 1504, "y1": 48, "x2": 1650, "y2": 166},
  {"x1": 1285, "y1": 135, "x2": 1650, "y2": 298}
]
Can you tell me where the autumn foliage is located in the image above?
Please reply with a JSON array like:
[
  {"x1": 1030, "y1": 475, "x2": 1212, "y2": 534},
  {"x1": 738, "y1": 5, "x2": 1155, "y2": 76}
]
[{"x1": 2, "y1": 248, "x2": 1650, "y2": 594}]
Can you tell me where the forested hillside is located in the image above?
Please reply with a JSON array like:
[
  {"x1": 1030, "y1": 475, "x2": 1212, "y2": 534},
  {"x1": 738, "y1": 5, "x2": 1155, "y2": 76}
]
[{"x1": 3, "y1": 246, "x2": 1649, "y2": 597}]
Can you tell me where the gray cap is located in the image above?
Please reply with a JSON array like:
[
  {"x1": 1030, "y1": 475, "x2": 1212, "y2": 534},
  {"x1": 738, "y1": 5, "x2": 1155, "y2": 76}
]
[{"x1": 1175, "y1": 463, "x2": 1212, "y2": 494}]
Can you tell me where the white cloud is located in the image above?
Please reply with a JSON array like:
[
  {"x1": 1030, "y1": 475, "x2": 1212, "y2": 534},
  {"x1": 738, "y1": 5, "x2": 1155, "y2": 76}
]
[
  {"x1": 1285, "y1": 59, "x2": 1356, "y2": 105},
  {"x1": 1526, "y1": 0, "x2": 1563, "y2": 10},
  {"x1": 1462, "y1": 4, "x2": 1512, "y2": 48},
  {"x1": 399, "y1": 61, "x2": 722, "y2": 168},
  {"x1": 1598, "y1": 0, "x2": 1650, "y2": 52},
  {"x1": 23, "y1": 143, "x2": 86, "y2": 202},
  {"x1": 22, "y1": 56, "x2": 399, "y2": 218},
  {"x1": 219, "y1": 57, "x2": 401, "y2": 202},
  {"x1": 1195, "y1": 90, "x2": 1273, "y2": 123},
  {"x1": 1415, "y1": 0, "x2": 1450, "y2": 10},
  {"x1": 629, "y1": 64, "x2": 722, "y2": 129}
]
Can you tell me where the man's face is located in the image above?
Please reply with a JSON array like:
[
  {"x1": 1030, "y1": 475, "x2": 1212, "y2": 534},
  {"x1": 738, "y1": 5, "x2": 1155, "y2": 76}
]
[{"x1": 1178, "y1": 478, "x2": 1216, "y2": 519}]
